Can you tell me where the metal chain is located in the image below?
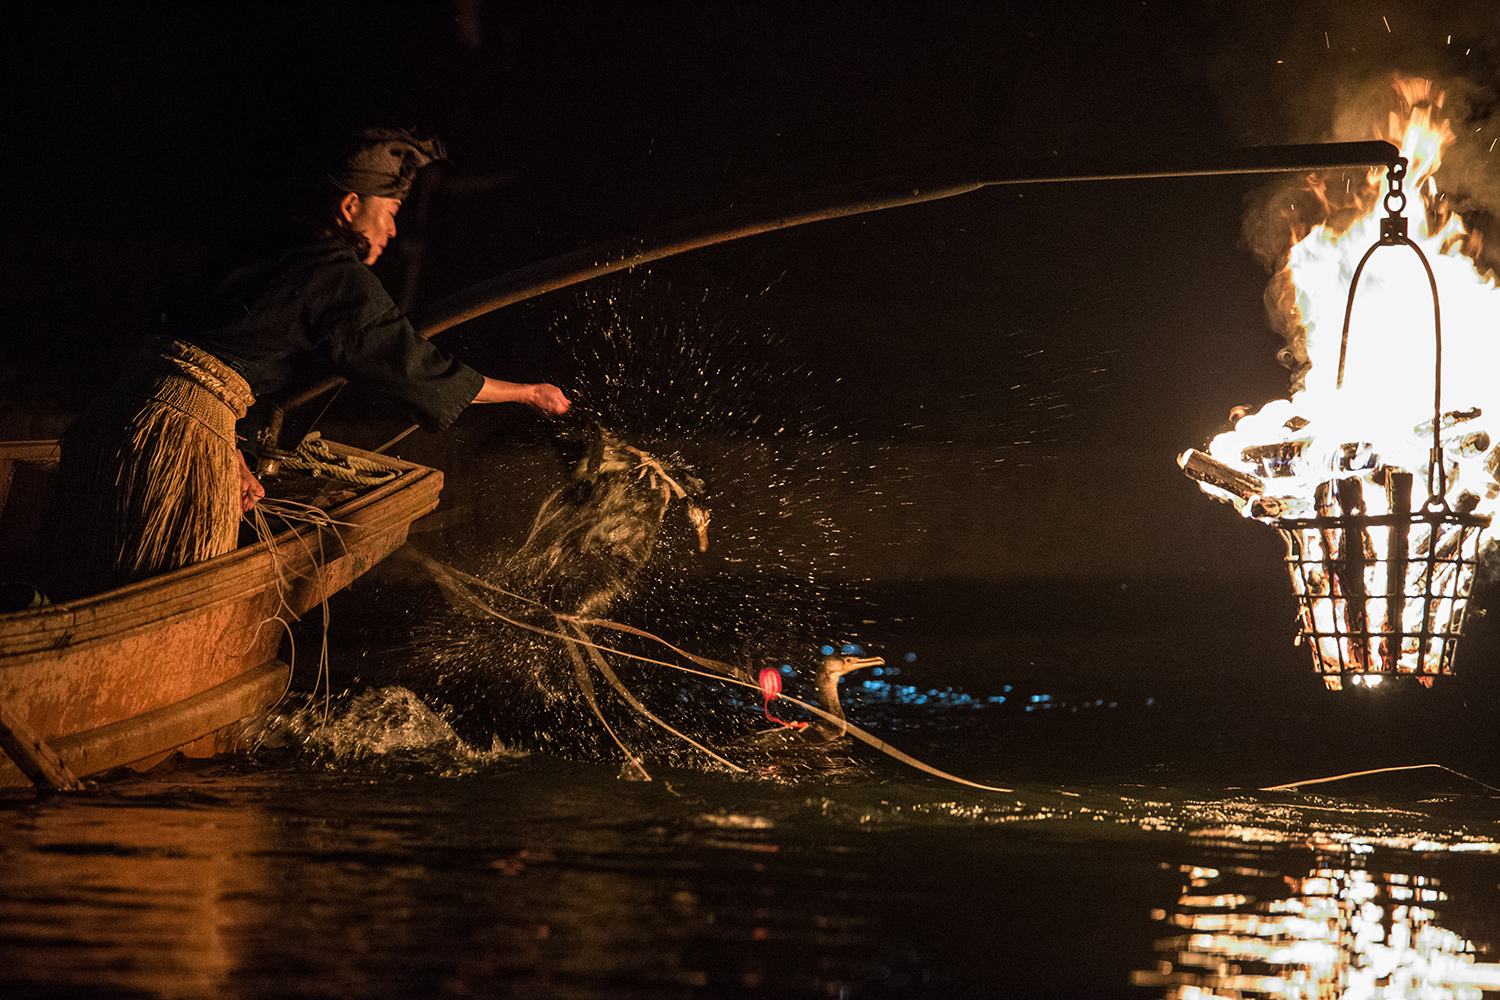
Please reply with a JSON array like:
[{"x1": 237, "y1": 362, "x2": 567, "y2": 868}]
[
  {"x1": 1339, "y1": 157, "x2": 1449, "y2": 506},
  {"x1": 1381, "y1": 160, "x2": 1409, "y2": 242}
]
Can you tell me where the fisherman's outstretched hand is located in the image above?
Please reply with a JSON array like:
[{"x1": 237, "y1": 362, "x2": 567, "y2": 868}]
[
  {"x1": 473, "y1": 376, "x2": 570, "y2": 416},
  {"x1": 525, "y1": 383, "x2": 571, "y2": 416}
]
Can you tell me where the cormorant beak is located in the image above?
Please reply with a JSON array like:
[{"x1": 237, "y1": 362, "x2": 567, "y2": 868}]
[{"x1": 821, "y1": 655, "x2": 885, "y2": 678}]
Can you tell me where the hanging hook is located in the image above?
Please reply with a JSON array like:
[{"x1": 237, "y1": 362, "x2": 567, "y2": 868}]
[
  {"x1": 1381, "y1": 159, "x2": 1408, "y2": 238},
  {"x1": 1333, "y1": 157, "x2": 1448, "y2": 509}
]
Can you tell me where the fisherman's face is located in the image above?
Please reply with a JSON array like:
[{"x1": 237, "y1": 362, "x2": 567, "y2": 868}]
[{"x1": 340, "y1": 193, "x2": 402, "y2": 264}]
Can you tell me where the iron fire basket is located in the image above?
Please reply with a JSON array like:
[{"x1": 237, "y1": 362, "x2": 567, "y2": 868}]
[{"x1": 1272, "y1": 161, "x2": 1491, "y2": 688}]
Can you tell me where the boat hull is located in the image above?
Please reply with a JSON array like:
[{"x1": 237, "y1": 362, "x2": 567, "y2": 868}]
[{"x1": 0, "y1": 439, "x2": 442, "y2": 786}]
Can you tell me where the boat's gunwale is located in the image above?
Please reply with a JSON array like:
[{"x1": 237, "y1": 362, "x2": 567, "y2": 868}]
[{"x1": 0, "y1": 439, "x2": 443, "y2": 661}]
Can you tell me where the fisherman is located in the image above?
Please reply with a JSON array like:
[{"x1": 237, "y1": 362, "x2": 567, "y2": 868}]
[{"x1": 45, "y1": 127, "x2": 570, "y2": 598}]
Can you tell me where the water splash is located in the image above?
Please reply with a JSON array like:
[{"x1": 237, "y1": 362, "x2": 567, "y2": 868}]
[
  {"x1": 254, "y1": 687, "x2": 523, "y2": 775},
  {"x1": 385, "y1": 277, "x2": 891, "y2": 767}
]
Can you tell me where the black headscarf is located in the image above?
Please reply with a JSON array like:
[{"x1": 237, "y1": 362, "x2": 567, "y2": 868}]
[{"x1": 327, "y1": 127, "x2": 445, "y2": 200}]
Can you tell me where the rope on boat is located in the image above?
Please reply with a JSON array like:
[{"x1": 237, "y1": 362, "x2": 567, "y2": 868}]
[
  {"x1": 278, "y1": 433, "x2": 399, "y2": 486},
  {"x1": 243, "y1": 497, "x2": 358, "y2": 726}
]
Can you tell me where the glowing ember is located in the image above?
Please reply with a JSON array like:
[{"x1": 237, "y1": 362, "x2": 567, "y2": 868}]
[{"x1": 1182, "y1": 78, "x2": 1499, "y2": 689}]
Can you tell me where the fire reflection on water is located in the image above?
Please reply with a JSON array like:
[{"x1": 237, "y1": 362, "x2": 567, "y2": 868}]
[
  {"x1": 3, "y1": 750, "x2": 1498, "y2": 999},
  {"x1": 0, "y1": 797, "x2": 253, "y2": 998},
  {"x1": 1136, "y1": 851, "x2": 1500, "y2": 998}
]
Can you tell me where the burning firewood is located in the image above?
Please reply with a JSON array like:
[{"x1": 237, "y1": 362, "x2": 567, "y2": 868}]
[
  {"x1": 1177, "y1": 449, "x2": 1266, "y2": 502},
  {"x1": 1179, "y1": 79, "x2": 1500, "y2": 687},
  {"x1": 1240, "y1": 440, "x2": 1308, "y2": 479}
]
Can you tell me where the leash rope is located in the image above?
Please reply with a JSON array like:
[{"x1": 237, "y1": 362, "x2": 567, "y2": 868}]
[{"x1": 400, "y1": 547, "x2": 1013, "y2": 792}]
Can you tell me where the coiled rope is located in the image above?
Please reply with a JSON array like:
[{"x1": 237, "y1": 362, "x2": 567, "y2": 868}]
[{"x1": 278, "y1": 433, "x2": 399, "y2": 486}]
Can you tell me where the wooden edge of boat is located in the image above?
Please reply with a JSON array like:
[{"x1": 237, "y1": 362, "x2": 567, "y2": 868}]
[
  {"x1": 49, "y1": 659, "x2": 292, "y2": 782},
  {"x1": 0, "y1": 441, "x2": 443, "y2": 660},
  {"x1": 0, "y1": 438, "x2": 442, "y2": 789}
]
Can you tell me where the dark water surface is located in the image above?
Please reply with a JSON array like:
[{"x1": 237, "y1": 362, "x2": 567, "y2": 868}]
[{"x1": 4, "y1": 580, "x2": 1499, "y2": 999}]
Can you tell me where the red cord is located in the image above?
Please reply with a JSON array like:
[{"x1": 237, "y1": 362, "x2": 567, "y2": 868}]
[{"x1": 758, "y1": 668, "x2": 807, "y2": 730}]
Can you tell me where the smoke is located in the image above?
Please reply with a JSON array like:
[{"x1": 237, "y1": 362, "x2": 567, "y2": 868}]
[
  {"x1": 1432, "y1": 78, "x2": 1500, "y2": 267},
  {"x1": 1194, "y1": 1, "x2": 1499, "y2": 382},
  {"x1": 1202, "y1": 1, "x2": 1497, "y2": 142}
]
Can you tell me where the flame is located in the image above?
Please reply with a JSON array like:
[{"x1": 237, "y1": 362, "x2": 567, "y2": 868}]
[{"x1": 1189, "y1": 77, "x2": 1500, "y2": 687}]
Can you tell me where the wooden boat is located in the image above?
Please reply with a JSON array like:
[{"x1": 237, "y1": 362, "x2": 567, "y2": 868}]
[{"x1": 0, "y1": 438, "x2": 443, "y2": 787}]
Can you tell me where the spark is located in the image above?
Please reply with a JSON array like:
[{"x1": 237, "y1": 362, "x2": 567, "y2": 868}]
[
  {"x1": 1325, "y1": 31, "x2": 1330, "y2": 49},
  {"x1": 1382, "y1": 16, "x2": 1391, "y2": 32}
]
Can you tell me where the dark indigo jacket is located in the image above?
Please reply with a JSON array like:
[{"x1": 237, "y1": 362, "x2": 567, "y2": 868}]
[{"x1": 165, "y1": 235, "x2": 484, "y2": 436}]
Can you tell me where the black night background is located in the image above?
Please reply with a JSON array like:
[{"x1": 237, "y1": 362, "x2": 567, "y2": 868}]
[
  {"x1": 6, "y1": 0, "x2": 1500, "y2": 780},
  {"x1": 8, "y1": 0, "x2": 1499, "y2": 665},
  {"x1": 3, "y1": 3, "x2": 1500, "y2": 997}
]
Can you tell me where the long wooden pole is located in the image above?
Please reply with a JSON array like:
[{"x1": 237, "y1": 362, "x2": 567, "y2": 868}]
[
  {"x1": 0, "y1": 700, "x2": 84, "y2": 791},
  {"x1": 412, "y1": 141, "x2": 1402, "y2": 340},
  {"x1": 267, "y1": 141, "x2": 1401, "y2": 429}
]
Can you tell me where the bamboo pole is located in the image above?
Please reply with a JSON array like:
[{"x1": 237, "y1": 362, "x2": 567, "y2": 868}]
[
  {"x1": 410, "y1": 141, "x2": 1402, "y2": 341},
  {"x1": 265, "y1": 140, "x2": 1401, "y2": 436}
]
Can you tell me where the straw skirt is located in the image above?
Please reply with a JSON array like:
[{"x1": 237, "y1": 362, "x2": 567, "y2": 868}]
[{"x1": 46, "y1": 339, "x2": 255, "y2": 599}]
